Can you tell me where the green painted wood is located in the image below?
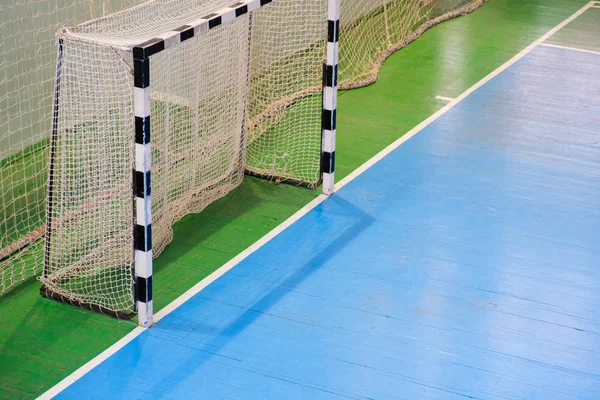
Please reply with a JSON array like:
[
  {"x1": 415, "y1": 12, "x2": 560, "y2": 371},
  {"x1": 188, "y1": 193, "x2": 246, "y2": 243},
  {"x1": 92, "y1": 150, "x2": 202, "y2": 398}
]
[
  {"x1": 0, "y1": 0, "x2": 590, "y2": 398},
  {"x1": 335, "y1": 0, "x2": 590, "y2": 181},
  {"x1": 546, "y1": 7, "x2": 600, "y2": 52}
]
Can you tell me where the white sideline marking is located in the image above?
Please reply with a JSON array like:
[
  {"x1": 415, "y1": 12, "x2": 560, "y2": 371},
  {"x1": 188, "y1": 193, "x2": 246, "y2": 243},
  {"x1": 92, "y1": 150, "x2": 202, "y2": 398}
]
[
  {"x1": 539, "y1": 42, "x2": 600, "y2": 56},
  {"x1": 37, "y1": 2, "x2": 597, "y2": 398},
  {"x1": 37, "y1": 196, "x2": 330, "y2": 400},
  {"x1": 38, "y1": 328, "x2": 145, "y2": 399},
  {"x1": 435, "y1": 95, "x2": 455, "y2": 102}
]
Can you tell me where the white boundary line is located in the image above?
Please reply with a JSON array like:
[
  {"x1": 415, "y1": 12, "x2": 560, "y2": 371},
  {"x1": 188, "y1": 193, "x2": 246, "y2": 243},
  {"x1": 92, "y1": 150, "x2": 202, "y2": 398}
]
[
  {"x1": 38, "y1": 196, "x2": 330, "y2": 400},
  {"x1": 37, "y1": 1, "x2": 597, "y2": 398},
  {"x1": 435, "y1": 95, "x2": 455, "y2": 102},
  {"x1": 539, "y1": 42, "x2": 600, "y2": 56},
  {"x1": 38, "y1": 328, "x2": 145, "y2": 399}
]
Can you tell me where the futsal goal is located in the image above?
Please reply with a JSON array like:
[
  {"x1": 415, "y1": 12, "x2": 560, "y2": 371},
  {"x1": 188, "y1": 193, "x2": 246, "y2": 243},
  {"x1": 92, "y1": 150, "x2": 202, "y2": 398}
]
[
  {"x1": 1, "y1": 0, "x2": 486, "y2": 326},
  {"x1": 39, "y1": 0, "x2": 339, "y2": 326}
]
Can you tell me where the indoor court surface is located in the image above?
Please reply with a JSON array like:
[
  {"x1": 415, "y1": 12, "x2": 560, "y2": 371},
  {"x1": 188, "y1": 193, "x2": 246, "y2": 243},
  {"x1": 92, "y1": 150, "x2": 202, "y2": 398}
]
[
  {"x1": 44, "y1": 2, "x2": 600, "y2": 399},
  {"x1": 1, "y1": 1, "x2": 600, "y2": 399}
]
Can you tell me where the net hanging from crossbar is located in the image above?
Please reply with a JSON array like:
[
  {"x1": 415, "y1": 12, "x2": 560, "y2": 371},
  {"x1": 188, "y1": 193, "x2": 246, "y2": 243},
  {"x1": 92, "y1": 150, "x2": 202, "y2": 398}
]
[{"x1": 3, "y1": 0, "x2": 486, "y2": 315}]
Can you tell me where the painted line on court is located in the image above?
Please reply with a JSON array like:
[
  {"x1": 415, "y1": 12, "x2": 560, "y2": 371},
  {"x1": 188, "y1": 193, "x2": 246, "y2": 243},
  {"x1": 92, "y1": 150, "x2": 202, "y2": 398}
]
[
  {"x1": 435, "y1": 95, "x2": 455, "y2": 102},
  {"x1": 539, "y1": 42, "x2": 600, "y2": 56},
  {"x1": 37, "y1": 1, "x2": 598, "y2": 398}
]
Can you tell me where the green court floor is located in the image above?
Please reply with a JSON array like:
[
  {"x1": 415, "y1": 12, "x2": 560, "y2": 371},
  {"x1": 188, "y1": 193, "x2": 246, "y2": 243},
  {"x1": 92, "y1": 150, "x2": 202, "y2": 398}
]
[{"x1": 0, "y1": 0, "x2": 590, "y2": 398}]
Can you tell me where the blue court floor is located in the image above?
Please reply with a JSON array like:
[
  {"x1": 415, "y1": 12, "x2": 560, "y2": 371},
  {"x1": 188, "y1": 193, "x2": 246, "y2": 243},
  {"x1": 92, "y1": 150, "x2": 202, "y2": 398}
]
[{"x1": 55, "y1": 45, "x2": 600, "y2": 399}]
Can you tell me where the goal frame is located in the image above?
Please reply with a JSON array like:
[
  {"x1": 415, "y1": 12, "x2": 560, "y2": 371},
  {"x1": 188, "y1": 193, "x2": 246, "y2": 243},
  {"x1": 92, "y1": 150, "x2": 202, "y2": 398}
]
[{"x1": 41, "y1": 0, "x2": 340, "y2": 327}]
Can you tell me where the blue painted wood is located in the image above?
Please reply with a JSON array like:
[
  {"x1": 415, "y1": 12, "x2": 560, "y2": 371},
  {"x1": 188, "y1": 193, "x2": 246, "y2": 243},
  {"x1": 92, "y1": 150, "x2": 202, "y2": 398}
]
[{"x1": 57, "y1": 46, "x2": 600, "y2": 399}]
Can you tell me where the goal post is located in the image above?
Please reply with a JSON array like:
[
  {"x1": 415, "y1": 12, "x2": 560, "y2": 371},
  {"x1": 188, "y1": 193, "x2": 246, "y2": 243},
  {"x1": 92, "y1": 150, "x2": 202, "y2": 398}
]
[
  {"x1": 132, "y1": 38, "x2": 154, "y2": 327},
  {"x1": 322, "y1": 0, "x2": 340, "y2": 196},
  {"x1": 40, "y1": 0, "x2": 338, "y2": 326}
]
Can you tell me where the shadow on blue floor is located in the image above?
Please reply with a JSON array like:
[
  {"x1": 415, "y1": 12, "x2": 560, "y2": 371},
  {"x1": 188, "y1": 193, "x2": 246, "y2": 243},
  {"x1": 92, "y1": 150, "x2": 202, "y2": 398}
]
[{"x1": 145, "y1": 195, "x2": 375, "y2": 396}]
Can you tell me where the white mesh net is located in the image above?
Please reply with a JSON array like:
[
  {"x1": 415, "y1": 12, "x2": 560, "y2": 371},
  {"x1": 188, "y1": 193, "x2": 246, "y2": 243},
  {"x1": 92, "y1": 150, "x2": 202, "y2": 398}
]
[
  {"x1": 3, "y1": 0, "x2": 487, "y2": 311},
  {"x1": 0, "y1": 0, "x2": 145, "y2": 297},
  {"x1": 246, "y1": 0, "x2": 327, "y2": 185},
  {"x1": 339, "y1": 0, "x2": 486, "y2": 89},
  {"x1": 41, "y1": 0, "x2": 330, "y2": 315},
  {"x1": 245, "y1": 0, "x2": 487, "y2": 183},
  {"x1": 41, "y1": 39, "x2": 138, "y2": 313}
]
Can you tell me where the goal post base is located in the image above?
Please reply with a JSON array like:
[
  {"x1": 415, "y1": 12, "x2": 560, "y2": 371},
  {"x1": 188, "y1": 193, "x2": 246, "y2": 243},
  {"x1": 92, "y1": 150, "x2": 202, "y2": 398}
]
[
  {"x1": 245, "y1": 170, "x2": 323, "y2": 190},
  {"x1": 40, "y1": 284, "x2": 136, "y2": 320}
]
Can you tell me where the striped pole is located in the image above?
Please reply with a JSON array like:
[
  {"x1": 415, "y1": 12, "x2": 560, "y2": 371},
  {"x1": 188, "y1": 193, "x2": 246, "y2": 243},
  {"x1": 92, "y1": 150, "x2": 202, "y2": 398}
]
[
  {"x1": 132, "y1": 47, "x2": 153, "y2": 327},
  {"x1": 129, "y1": 0, "x2": 275, "y2": 327},
  {"x1": 322, "y1": 0, "x2": 340, "y2": 195}
]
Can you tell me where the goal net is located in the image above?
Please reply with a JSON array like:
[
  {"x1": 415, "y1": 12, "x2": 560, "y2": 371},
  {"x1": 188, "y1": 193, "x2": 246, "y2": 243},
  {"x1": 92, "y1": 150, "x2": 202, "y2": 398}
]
[
  {"x1": 40, "y1": 0, "x2": 329, "y2": 317},
  {"x1": 338, "y1": 0, "x2": 486, "y2": 90},
  {"x1": 3, "y1": 0, "x2": 486, "y2": 315},
  {"x1": 0, "y1": 0, "x2": 146, "y2": 297}
]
